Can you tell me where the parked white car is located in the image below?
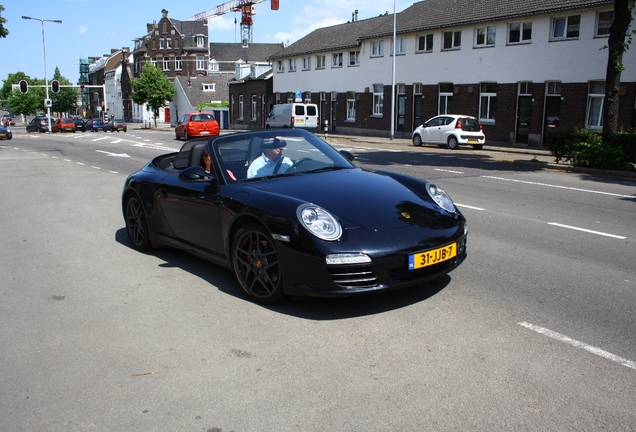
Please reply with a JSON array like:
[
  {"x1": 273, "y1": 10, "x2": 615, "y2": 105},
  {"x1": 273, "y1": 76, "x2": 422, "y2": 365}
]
[{"x1": 412, "y1": 115, "x2": 485, "y2": 149}]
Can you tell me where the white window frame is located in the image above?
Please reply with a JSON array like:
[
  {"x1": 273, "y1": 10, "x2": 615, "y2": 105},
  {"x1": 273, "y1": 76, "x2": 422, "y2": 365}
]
[
  {"x1": 175, "y1": 56, "x2": 182, "y2": 70},
  {"x1": 392, "y1": 38, "x2": 406, "y2": 55},
  {"x1": 238, "y1": 94, "x2": 244, "y2": 120},
  {"x1": 316, "y1": 55, "x2": 326, "y2": 69},
  {"x1": 332, "y1": 52, "x2": 343, "y2": 67},
  {"x1": 202, "y1": 83, "x2": 216, "y2": 92},
  {"x1": 196, "y1": 36, "x2": 205, "y2": 47},
  {"x1": 551, "y1": 15, "x2": 580, "y2": 40},
  {"x1": 442, "y1": 30, "x2": 462, "y2": 50},
  {"x1": 439, "y1": 83, "x2": 454, "y2": 115},
  {"x1": 277, "y1": 60, "x2": 284, "y2": 73},
  {"x1": 586, "y1": 81, "x2": 605, "y2": 130},
  {"x1": 196, "y1": 55, "x2": 205, "y2": 70},
  {"x1": 162, "y1": 57, "x2": 170, "y2": 70},
  {"x1": 372, "y1": 84, "x2": 384, "y2": 116},
  {"x1": 303, "y1": 57, "x2": 311, "y2": 70},
  {"x1": 479, "y1": 82, "x2": 497, "y2": 124},
  {"x1": 475, "y1": 25, "x2": 496, "y2": 47},
  {"x1": 166, "y1": 39, "x2": 172, "y2": 49},
  {"x1": 349, "y1": 50, "x2": 360, "y2": 66},
  {"x1": 251, "y1": 95, "x2": 257, "y2": 121},
  {"x1": 508, "y1": 22, "x2": 532, "y2": 44},
  {"x1": 417, "y1": 33, "x2": 433, "y2": 52},
  {"x1": 289, "y1": 58, "x2": 297, "y2": 72},
  {"x1": 372, "y1": 40, "x2": 384, "y2": 57},
  {"x1": 346, "y1": 91, "x2": 356, "y2": 121},
  {"x1": 209, "y1": 60, "x2": 219, "y2": 71},
  {"x1": 159, "y1": 38, "x2": 165, "y2": 49},
  {"x1": 596, "y1": 11, "x2": 614, "y2": 37},
  {"x1": 150, "y1": 57, "x2": 157, "y2": 66}
]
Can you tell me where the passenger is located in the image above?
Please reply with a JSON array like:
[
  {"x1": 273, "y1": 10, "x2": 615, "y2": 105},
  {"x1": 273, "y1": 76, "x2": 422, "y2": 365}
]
[{"x1": 247, "y1": 137, "x2": 292, "y2": 178}]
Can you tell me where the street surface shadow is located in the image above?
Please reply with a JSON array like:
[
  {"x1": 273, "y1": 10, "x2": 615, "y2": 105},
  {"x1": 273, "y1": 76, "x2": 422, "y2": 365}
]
[{"x1": 115, "y1": 227, "x2": 450, "y2": 319}]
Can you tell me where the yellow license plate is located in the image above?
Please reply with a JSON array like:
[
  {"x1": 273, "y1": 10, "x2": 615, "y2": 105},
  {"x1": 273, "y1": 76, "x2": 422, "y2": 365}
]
[
  {"x1": 0, "y1": 133, "x2": 6, "y2": 137},
  {"x1": 296, "y1": 119, "x2": 304, "y2": 124},
  {"x1": 408, "y1": 243, "x2": 456, "y2": 270},
  {"x1": 468, "y1": 139, "x2": 478, "y2": 143}
]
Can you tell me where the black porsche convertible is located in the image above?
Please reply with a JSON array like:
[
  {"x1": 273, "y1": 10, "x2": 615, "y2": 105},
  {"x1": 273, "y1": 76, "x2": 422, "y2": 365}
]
[{"x1": 122, "y1": 129, "x2": 467, "y2": 304}]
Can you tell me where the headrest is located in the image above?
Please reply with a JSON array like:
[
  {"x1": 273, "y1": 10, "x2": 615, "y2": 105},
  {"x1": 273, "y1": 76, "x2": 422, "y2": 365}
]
[{"x1": 261, "y1": 137, "x2": 287, "y2": 149}]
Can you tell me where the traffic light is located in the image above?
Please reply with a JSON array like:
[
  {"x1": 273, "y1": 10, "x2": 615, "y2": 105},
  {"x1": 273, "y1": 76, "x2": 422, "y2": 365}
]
[
  {"x1": 19, "y1": 80, "x2": 28, "y2": 94},
  {"x1": 51, "y1": 80, "x2": 60, "y2": 93}
]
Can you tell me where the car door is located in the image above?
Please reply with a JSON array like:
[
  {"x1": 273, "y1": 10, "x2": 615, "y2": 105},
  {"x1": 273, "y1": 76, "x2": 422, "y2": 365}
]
[{"x1": 420, "y1": 117, "x2": 443, "y2": 143}]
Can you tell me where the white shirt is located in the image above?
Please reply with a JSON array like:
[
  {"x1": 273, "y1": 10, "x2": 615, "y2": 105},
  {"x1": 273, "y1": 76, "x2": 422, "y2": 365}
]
[{"x1": 247, "y1": 153, "x2": 293, "y2": 178}]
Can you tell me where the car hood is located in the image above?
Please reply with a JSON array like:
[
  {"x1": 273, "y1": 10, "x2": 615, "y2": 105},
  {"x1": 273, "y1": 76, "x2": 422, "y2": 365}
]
[{"x1": 246, "y1": 168, "x2": 458, "y2": 231}]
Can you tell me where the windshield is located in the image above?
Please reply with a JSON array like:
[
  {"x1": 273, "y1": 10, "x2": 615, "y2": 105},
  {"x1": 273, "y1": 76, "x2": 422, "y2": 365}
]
[{"x1": 212, "y1": 130, "x2": 355, "y2": 183}]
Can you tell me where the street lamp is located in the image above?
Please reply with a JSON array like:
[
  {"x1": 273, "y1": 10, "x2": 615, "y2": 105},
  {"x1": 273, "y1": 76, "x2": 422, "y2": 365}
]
[{"x1": 22, "y1": 15, "x2": 62, "y2": 133}]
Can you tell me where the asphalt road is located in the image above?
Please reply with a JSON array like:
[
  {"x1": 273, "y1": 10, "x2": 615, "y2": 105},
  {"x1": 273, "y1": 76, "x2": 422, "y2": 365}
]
[{"x1": 1, "y1": 130, "x2": 635, "y2": 431}]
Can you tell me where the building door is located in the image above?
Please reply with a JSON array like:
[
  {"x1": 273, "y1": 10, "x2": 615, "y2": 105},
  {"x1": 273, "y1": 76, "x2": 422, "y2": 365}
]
[
  {"x1": 397, "y1": 95, "x2": 406, "y2": 132},
  {"x1": 544, "y1": 96, "x2": 560, "y2": 138},
  {"x1": 413, "y1": 94, "x2": 423, "y2": 129},
  {"x1": 515, "y1": 96, "x2": 532, "y2": 143},
  {"x1": 330, "y1": 92, "x2": 337, "y2": 132}
]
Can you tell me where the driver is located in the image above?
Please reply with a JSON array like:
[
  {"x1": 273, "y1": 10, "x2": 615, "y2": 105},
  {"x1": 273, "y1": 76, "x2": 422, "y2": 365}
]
[{"x1": 247, "y1": 137, "x2": 293, "y2": 178}]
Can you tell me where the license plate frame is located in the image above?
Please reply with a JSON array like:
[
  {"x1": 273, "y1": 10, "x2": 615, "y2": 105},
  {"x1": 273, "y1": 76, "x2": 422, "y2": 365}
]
[{"x1": 408, "y1": 243, "x2": 457, "y2": 270}]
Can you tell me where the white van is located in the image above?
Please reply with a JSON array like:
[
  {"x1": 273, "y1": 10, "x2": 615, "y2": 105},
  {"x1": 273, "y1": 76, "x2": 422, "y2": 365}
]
[{"x1": 266, "y1": 103, "x2": 319, "y2": 130}]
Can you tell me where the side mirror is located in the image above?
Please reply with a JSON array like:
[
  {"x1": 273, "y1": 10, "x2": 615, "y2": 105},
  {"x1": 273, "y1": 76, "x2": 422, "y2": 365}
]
[
  {"x1": 179, "y1": 166, "x2": 216, "y2": 181},
  {"x1": 339, "y1": 150, "x2": 355, "y2": 161}
]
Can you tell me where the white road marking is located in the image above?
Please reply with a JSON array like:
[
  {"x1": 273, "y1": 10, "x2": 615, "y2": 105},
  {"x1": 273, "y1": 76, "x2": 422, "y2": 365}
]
[
  {"x1": 548, "y1": 222, "x2": 626, "y2": 239},
  {"x1": 518, "y1": 322, "x2": 636, "y2": 370},
  {"x1": 435, "y1": 168, "x2": 464, "y2": 174},
  {"x1": 91, "y1": 166, "x2": 101, "y2": 170},
  {"x1": 76, "y1": 162, "x2": 84, "y2": 165},
  {"x1": 95, "y1": 150, "x2": 130, "y2": 158},
  {"x1": 482, "y1": 176, "x2": 633, "y2": 199},
  {"x1": 91, "y1": 137, "x2": 109, "y2": 142},
  {"x1": 455, "y1": 203, "x2": 485, "y2": 211}
]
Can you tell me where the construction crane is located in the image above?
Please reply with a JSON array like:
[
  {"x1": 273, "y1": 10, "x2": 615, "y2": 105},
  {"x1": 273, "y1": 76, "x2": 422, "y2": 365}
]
[{"x1": 187, "y1": 0, "x2": 279, "y2": 45}]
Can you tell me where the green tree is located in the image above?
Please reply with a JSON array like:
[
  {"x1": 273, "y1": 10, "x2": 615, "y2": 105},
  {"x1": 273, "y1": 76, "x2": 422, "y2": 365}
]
[
  {"x1": 51, "y1": 66, "x2": 79, "y2": 115},
  {"x1": 602, "y1": 0, "x2": 635, "y2": 142},
  {"x1": 0, "y1": 71, "x2": 29, "y2": 105},
  {"x1": 130, "y1": 63, "x2": 175, "y2": 127},
  {"x1": 0, "y1": 5, "x2": 8, "y2": 38},
  {"x1": 6, "y1": 77, "x2": 46, "y2": 116}
]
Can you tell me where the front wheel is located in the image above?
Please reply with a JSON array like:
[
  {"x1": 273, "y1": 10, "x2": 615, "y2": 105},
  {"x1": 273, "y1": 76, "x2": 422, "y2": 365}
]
[
  {"x1": 447, "y1": 136, "x2": 459, "y2": 150},
  {"x1": 412, "y1": 134, "x2": 423, "y2": 147},
  {"x1": 232, "y1": 223, "x2": 285, "y2": 304},
  {"x1": 124, "y1": 194, "x2": 152, "y2": 251}
]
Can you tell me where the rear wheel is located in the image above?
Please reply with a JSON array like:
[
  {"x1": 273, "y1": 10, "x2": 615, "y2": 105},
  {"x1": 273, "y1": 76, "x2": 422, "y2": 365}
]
[
  {"x1": 412, "y1": 134, "x2": 423, "y2": 147},
  {"x1": 184, "y1": 131, "x2": 190, "y2": 141},
  {"x1": 124, "y1": 194, "x2": 152, "y2": 251},
  {"x1": 447, "y1": 136, "x2": 459, "y2": 150},
  {"x1": 232, "y1": 223, "x2": 285, "y2": 304}
]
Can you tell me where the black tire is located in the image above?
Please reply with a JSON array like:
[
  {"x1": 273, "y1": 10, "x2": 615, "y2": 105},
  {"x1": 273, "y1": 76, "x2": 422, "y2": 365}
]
[
  {"x1": 232, "y1": 223, "x2": 285, "y2": 304},
  {"x1": 124, "y1": 193, "x2": 152, "y2": 251},
  {"x1": 472, "y1": 144, "x2": 484, "y2": 150},
  {"x1": 184, "y1": 131, "x2": 190, "y2": 141},
  {"x1": 447, "y1": 136, "x2": 459, "y2": 150},
  {"x1": 412, "y1": 134, "x2": 423, "y2": 146},
  {"x1": 175, "y1": 131, "x2": 180, "y2": 140}
]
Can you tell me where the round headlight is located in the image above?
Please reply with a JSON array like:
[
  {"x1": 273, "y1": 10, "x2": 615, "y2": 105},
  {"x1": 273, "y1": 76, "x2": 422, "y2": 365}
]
[
  {"x1": 297, "y1": 203, "x2": 342, "y2": 241},
  {"x1": 426, "y1": 183, "x2": 456, "y2": 213}
]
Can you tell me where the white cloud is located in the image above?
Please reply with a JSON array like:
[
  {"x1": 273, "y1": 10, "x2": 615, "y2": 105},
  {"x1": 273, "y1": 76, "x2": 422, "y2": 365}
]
[
  {"x1": 78, "y1": 26, "x2": 88, "y2": 34},
  {"x1": 206, "y1": 16, "x2": 238, "y2": 32},
  {"x1": 269, "y1": 17, "x2": 346, "y2": 45}
]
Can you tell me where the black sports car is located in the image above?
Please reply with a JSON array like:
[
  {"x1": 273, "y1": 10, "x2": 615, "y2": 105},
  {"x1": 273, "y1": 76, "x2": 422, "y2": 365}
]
[
  {"x1": 122, "y1": 129, "x2": 467, "y2": 304},
  {"x1": 0, "y1": 125, "x2": 12, "y2": 140}
]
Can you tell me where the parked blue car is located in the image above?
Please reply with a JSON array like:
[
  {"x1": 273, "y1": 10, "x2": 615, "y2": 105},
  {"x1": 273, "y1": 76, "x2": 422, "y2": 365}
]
[{"x1": 90, "y1": 119, "x2": 106, "y2": 132}]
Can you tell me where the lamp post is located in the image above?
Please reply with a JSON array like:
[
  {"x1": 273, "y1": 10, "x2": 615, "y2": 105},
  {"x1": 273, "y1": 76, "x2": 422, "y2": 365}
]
[{"x1": 22, "y1": 16, "x2": 62, "y2": 133}]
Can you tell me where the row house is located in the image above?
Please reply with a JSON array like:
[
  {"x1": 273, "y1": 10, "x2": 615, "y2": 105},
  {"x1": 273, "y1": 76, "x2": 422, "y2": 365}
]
[
  {"x1": 86, "y1": 49, "x2": 131, "y2": 121},
  {"x1": 266, "y1": 0, "x2": 636, "y2": 146}
]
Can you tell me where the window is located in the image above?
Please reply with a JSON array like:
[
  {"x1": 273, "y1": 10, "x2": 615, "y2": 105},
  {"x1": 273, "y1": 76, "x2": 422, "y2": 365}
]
[
  {"x1": 150, "y1": 57, "x2": 157, "y2": 66},
  {"x1": 509, "y1": 22, "x2": 532, "y2": 43},
  {"x1": 475, "y1": 25, "x2": 496, "y2": 47},
  {"x1": 316, "y1": 55, "x2": 326, "y2": 69},
  {"x1": 175, "y1": 56, "x2": 182, "y2": 70},
  {"x1": 373, "y1": 84, "x2": 384, "y2": 116},
  {"x1": 277, "y1": 60, "x2": 284, "y2": 72},
  {"x1": 518, "y1": 81, "x2": 533, "y2": 95},
  {"x1": 174, "y1": 38, "x2": 179, "y2": 49},
  {"x1": 289, "y1": 58, "x2": 297, "y2": 71},
  {"x1": 332, "y1": 52, "x2": 343, "y2": 67},
  {"x1": 393, "y1": 38, "x2": 406, "y2": 55},
  {"x1": 586, "y1": 81, "x2": 605, "y2": 129},
  {"x1": 163, "y1": 57, "x2": 170, "y2": 70},
  {"x1": 302, "y1": 57, "x2": 311, "y2": 70},
  {"x1": 479, "y1": 83, "x2": 497, "y2": 122},
  {"x1": 196, "y1": 36, "x2": 205, "y2": 47},
  {"x1": 417, "y1": 34, "x2": 433, "y2": 52},
  {"x1": 252, "y1": 95, "x2": 257, "y2": 121},
  {"x1": 209, "y1": 60, "x2": 219, "y2": 71},
  {"x1": 439, "y1": 83, "x2": 453, "y2": 115},
  {"x1": 372, "y1": 40, "x2": 384, "y2": 56},
  {"x1": 159, "y1": 39, "x2": 165, "y2": 49},
  {"x1": 166, "y1": 39, "x2": 172, "y2": 49},
  {"x1": 202, "y1": 84, "x2": 216, "y2": 92},
  {"x1": 346, "y1": 91, "x2": 356, "y2": 121},
  {"x1": 596, "y1": 11, "x2": 614, "y2": 36},
  {"x1": 546, "y1": 81, "x2": 561, "y2": 95},
  {"x1": 196, "y1": 55, "x2": 205, "y2": 70},
  {"x1": 443, "y1": 31, "x2": 461, "y2": 50},
  {"x1": 349, "y1": 50, "x2": 360, "y2": 66},
  {"x1": 552, "y1": 15, "x2": 580, "y2": 40},
  {"x1": 238, "y1": 95, "x2": 244, "y2": 120}
]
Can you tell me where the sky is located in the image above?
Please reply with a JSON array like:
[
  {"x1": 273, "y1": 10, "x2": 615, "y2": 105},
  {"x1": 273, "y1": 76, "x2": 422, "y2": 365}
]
[{"x1": 0, "y1": 0, "x2": 409, "y2": 86}]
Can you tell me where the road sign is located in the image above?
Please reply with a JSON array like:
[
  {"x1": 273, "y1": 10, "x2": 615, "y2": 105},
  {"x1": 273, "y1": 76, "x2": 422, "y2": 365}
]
[{"x1": 44, "y1": 99, "x2": 52, "y2": 108}]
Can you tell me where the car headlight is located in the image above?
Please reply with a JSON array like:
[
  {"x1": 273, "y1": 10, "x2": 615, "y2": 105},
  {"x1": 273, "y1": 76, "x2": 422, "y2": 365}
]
[
  {"x1": 426, "y1": 183, "x2": 456, "y2": 213},
  {"x1": 297, "y1": 203, "x2": 342, "y2": 241}
]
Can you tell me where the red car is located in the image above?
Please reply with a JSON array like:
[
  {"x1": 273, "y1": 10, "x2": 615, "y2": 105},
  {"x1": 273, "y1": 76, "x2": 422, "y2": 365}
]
[
  {"x1": 52, "y1": 118, "x2": 76, "y2": 133},
  {"x1": 175, "y1": 112, "x2": 220, "y2": 140}
]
